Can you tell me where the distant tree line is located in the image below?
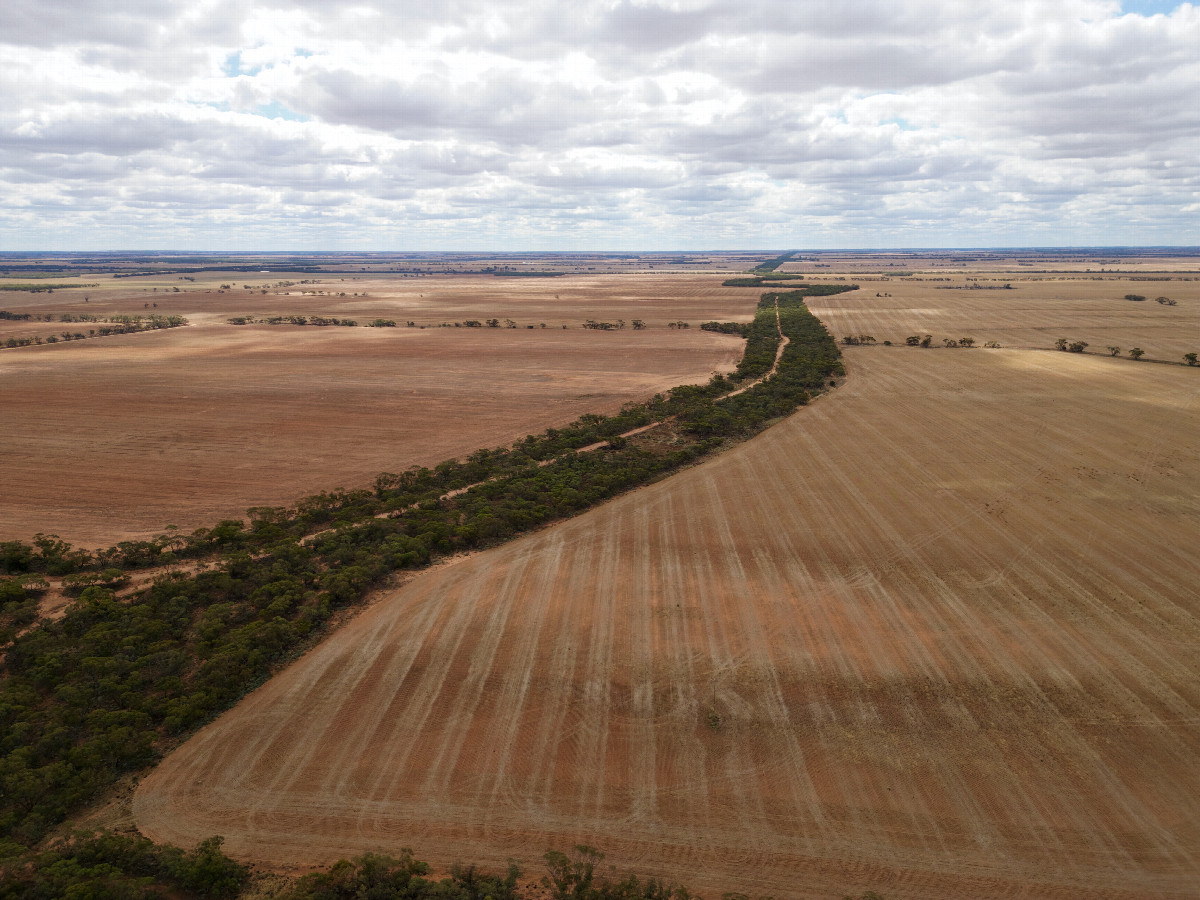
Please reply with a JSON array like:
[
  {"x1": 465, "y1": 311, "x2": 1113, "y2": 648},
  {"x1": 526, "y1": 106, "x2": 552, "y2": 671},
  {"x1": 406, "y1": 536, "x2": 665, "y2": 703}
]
[
  {"x1": 2, "y1": 315, "x2": 187, "y2": 349},
  {"x1": 751, "y1": 251, "x2": 797, "y2": 273}
]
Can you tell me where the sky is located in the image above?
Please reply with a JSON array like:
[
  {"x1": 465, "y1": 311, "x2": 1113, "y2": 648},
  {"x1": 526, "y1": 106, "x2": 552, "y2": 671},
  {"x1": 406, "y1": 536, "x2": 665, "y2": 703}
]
[{"x1": 1, "y1": 0, "x2": 1197, "y2": 250}]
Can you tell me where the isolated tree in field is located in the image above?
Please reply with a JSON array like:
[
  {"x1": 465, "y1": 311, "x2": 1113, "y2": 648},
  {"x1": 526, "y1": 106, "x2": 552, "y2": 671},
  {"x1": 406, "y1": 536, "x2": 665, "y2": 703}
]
[
  {"x1": 959, "y1": 337, "x2": 975, "y2": 348},
  {"x1": 1184, "y1": 352, "x2": 1198, "y2": 366},
  {"x1": 905, "y1": 335, "x2": 921, "y2": 346},
  {"x1": 1129, "y1": 347, "x2": 1145, "y2": 359},
  {"x1": 920, "y1": 334, "x2": 932, "y2": 347},
  {"x1": 943, "y1": 338, "x2": 958, "y2": 348},
  {"x1": 984, "y1": 341, "x2": 1001, "y2": 348},
  {"x1": 1107, "y1": 346, "x2": 1121, "y2": 357},
  {"x1": 1055, "y1": 338, "x2": 1068, "y2": 350},
  {"x1": 1068, "y1": 341, "x2": 1088, "y2": 353},
  {"x1": 631, "y1": 319, "x2": 646, "y2": 329},
  {"x1": 1125, "y1": 294, "x2": 1146, "y2": 302}
]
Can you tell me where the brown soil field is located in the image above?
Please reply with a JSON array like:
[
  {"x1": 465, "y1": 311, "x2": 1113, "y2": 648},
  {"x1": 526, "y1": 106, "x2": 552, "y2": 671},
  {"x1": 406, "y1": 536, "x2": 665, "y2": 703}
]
[
  {"x1": 0, "y1": 273, "x2": 750, "y2": 545},
  {"x1": 134, "y1": 343, "x2": 1200, "y2": 898},
  {"x1": 804, "y1": 273, "x2": 1199, "y2": 363}
]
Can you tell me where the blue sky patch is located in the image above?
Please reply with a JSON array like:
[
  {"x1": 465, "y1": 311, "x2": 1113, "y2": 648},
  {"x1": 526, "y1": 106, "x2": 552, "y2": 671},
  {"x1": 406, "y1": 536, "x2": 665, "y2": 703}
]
[
  {"x1": 222, "y1": 52, "x2": 262, "y2": 77},
  {"x1": 253, "y1": 101, "x2": 310, "y2": 122},
  {"x1": 1120, "y1": 1, "x2": 1183, "y2": 14}
]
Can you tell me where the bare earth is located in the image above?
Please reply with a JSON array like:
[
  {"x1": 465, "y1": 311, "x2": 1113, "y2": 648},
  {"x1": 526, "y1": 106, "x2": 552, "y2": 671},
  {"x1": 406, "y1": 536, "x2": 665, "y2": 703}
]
[
  {"x1": 805, "y1": 274, "x2": 1200, "y2": 362},
  {"x1": 0, "y1": 274, "x2": 748, "y2": 545},
  {"x1": 134, "y1": 345, "x2": 1200, "y2": 898}
]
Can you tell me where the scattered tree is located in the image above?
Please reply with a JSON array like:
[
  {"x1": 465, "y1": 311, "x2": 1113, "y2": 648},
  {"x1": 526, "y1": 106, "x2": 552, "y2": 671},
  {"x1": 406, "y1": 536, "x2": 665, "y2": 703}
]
[
  {"x1": 1107, "y1": 346, "x2": 1121, "y2": 357},
  {"x1": 1068, "y1": 341, "x2": 1088, "y2": 353},
  {"x1": 905, "y1": 335, "x2": 921, "y2": 346},
  {"x1": 919, "y1": 334, "x2": 932, "y2": 348},
  {"x1": 1184, "y1": 352, "x2": 1197, "y2": 366},
  {"x1": 959, "y1": 337, "x2": 975, "y2": 348},
  {"x1": 1125, "y1": 294, "x2": 1146, "y2": 302},
  {"x1": 1055, "y1": 338, "x2": 1068, "y2": 350},
  {"x1": 1129, "y1": 347, "x2": 1145, "y2": 360}
]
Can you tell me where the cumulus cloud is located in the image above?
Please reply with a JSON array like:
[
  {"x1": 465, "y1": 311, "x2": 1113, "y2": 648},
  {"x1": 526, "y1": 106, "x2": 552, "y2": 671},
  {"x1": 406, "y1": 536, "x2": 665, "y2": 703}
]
[{"x1": 0, "y1": 0, "x2": 1197, "y2": 248}]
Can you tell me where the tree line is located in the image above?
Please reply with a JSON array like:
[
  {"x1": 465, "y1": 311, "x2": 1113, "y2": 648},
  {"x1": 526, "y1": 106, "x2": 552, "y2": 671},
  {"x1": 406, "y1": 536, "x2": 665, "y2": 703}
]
[{"x1": 0, "y1": 286, "x2": 851, "y2": 856}]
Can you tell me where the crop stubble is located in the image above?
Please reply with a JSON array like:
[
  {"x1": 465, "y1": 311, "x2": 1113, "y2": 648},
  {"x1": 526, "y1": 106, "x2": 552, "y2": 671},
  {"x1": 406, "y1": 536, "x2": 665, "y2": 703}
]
[
  {"x1": 0, "y1": 274, "x2": 747, "y2": 544},
  {"x1": 134, "y1": 344, "x2": 1200, "y2": 898}
]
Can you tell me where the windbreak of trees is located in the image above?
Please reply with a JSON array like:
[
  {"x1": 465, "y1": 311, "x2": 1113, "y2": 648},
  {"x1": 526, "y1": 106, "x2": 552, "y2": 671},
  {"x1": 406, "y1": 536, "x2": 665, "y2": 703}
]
[
  {"x1": 0, "y1": 838, "x2": 751, "y2": 900},
  {"x1": 700, "y1": 321, "x2": 750, "y2": 337},
  {"x1": 752, "y1": 251, "x2": 797, "y2": 273},
  {"x1": 0, "y1": 832, "x2": 248, "y2": 899},
  {"x1": 0, "y1": 287, "x2": 851, "y2": 850},
  {"x1": 1, "y1": 315, "x2": 188, "y2": 350}
]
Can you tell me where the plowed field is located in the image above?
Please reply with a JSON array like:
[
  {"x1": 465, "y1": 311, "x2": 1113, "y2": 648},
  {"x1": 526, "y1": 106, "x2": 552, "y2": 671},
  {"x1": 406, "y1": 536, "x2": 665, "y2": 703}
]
[
  {"x1": 0, "y1": 273, "x2": 748, "y2": 545},
  {"x1": 134, "y1": 347, "x2": 1200, "y2": 899}
]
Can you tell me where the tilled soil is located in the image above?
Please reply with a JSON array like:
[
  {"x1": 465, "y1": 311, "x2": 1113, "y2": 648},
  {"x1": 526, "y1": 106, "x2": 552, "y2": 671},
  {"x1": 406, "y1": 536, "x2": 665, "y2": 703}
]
[
  {"x1": 134, "y1": 347, "x2": 1200, "y2": 899},
  {"x1": 0, "y1": 273, "x2": 748, "y2": 545}
]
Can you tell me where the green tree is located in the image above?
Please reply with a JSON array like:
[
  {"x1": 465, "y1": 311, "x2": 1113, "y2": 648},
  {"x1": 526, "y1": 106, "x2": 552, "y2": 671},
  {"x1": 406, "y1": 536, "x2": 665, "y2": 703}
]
[
  {"x1": 1184, "y1": 352, "x2": 1197, "y2": 366},
  {"x1": 1129, "y1": 347, "x2": 1145, "y2": 360},
  {"x1": 543, "y1": 846, "x2": 604, "y2": 900}
]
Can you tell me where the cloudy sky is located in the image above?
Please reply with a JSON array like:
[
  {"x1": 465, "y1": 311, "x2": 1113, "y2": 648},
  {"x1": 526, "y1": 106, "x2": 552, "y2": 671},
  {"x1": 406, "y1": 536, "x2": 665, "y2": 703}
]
[{"x1": 1, "y1": 0, "x2": 1197, "y2": 249}]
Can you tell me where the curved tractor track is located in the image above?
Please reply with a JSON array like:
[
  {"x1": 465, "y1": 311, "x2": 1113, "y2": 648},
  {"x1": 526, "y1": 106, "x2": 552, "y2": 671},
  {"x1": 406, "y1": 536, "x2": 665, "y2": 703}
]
[{"x1": 135, "y1": 345, "x2": 1200, "y2": 899}]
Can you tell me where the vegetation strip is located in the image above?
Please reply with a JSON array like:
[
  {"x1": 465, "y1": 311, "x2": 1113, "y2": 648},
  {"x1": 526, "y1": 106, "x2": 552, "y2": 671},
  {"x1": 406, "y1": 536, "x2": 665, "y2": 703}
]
[
  {"x1": 2, "y1": 837, "x2": 722, "y2": 900},
  {"x1": 0, "y1": 287, "x2": 851, "y2": 889}
]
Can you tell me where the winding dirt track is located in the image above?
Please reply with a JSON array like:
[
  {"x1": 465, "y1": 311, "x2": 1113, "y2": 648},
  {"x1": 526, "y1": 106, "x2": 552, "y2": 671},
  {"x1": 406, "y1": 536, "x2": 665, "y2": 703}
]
[{"x1": 134, "y1": 347, "x2": 1200, "y2": 899}]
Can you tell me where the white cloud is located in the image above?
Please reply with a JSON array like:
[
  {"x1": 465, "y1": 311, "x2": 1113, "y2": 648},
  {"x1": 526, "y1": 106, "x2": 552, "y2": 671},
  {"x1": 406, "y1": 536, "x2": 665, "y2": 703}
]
[{"x1": 0, "y1": 0, "x2": 1197, "y2": 248}]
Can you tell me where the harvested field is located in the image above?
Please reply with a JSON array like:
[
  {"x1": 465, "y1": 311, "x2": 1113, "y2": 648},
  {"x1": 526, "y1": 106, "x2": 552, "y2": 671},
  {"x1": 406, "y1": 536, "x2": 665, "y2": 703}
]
[
  {"x1": 0, "y1": 274, "x2": 749, "y2": 545},
  {"x1": 806, "y1": 272, "x2": 1200, "y2": 363},
  {"x1": 134, "y1": 346, "x2": 1200, "y2": 899}
]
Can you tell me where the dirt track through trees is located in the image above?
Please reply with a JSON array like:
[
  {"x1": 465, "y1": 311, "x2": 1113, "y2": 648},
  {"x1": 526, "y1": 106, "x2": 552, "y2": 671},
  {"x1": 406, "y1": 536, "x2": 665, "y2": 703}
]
[{"x1": 134, "y1": 346, "x2": 1200, "y2": 899}]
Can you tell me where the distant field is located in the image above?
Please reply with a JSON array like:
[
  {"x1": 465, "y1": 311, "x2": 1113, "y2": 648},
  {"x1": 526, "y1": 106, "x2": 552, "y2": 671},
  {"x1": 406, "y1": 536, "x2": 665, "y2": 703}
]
[
  {"x1": 0, "y1": 272, "x2": 750, "y2": 545},
  {"x1": 134, "y1": 330, "x2": 1200, "y2": 897},
  {"x1": 806, "y1": 271, "x2": 1199, "y2": 363}
]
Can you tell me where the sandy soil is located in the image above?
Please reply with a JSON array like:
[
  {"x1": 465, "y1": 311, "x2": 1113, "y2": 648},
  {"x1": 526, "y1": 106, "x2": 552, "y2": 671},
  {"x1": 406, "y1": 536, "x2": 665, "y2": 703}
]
[
  {"x1": 133, "y1": 344, "x2": 1200, "y2": 898},
  {"x1": 0, "y1": 274, "x2": 749, "y2": 545}
]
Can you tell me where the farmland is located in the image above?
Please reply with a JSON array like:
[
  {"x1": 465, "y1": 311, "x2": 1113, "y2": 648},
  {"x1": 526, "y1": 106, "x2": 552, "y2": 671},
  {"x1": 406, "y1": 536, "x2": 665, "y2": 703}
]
[
  {"x1": 130, "y1": 255, "x2": 1200, "y2": 899},
  {"x1": 0, "y1": 269, "x2": 750, "y2": 545},
  {"x1": 1, "y1": 250, "x2": 1197, "y2": 898}
]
